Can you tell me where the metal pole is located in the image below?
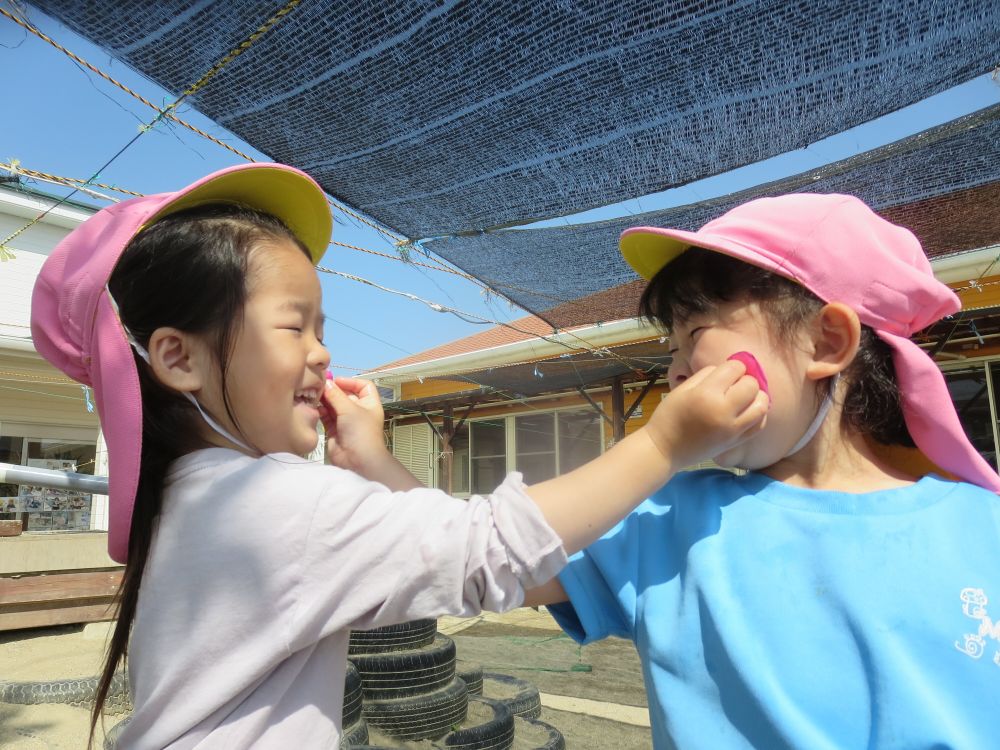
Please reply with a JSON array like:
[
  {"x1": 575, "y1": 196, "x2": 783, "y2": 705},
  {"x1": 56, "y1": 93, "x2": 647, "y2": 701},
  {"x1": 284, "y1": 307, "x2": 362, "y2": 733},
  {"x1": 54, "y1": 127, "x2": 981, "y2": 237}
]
[{"x1": 0, "y1": 462, "x2": 109, "y2": 495}]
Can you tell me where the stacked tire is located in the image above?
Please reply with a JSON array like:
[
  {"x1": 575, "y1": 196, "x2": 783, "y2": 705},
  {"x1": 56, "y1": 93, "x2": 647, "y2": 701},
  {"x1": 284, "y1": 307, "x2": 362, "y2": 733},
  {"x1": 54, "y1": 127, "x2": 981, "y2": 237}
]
[
  {"x1": 340, "y1": 660, "x2": 368, "y2": 746},
  {"x1": 341, "y1": 619, "x2": 565, "y2": 750},
  {"x1": 345, "y1": 619, "x2": 467, "y2": 742}
]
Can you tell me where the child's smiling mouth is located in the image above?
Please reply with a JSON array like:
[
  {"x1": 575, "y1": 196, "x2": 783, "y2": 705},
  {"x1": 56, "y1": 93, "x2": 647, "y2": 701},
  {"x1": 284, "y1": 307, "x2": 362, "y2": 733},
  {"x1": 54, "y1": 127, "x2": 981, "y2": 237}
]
[{"x1": 294, "y1": 388, "x2": 322, "y2": 408}]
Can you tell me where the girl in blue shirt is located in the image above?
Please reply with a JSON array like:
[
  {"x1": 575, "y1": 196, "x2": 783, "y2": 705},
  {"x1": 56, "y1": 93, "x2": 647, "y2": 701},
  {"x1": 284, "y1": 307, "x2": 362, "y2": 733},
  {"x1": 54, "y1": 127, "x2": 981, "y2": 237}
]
[{"x1": 527, "y1": 193, "x2": 1000, "y2": 749}]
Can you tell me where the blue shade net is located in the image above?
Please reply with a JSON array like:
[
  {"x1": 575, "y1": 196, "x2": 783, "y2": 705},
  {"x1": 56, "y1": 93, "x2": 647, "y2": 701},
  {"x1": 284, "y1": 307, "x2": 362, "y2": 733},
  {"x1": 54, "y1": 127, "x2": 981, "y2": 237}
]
[
  {"x1": 29, "y1": 0, "x2": 1000, "y2": 243},
  {"x1": 424, "y1": 103, "x2": 1000, "y2": 325}
]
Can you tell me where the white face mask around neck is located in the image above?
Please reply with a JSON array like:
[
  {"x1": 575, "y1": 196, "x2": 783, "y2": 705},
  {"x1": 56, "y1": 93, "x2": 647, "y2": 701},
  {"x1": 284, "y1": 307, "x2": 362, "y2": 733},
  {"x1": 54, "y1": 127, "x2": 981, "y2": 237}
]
[
  {"x1": 107, "y1": 289, "x2": 255, "y2": 454},
  {"x1": 783, "y1": 373, "x2": 840, "y2": 458}
]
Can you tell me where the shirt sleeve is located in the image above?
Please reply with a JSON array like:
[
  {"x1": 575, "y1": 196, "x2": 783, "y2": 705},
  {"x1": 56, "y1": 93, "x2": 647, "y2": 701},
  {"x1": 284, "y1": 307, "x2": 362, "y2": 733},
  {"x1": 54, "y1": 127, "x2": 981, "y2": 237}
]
[
  {"x1": 548, "y1": 503, "x2": 648, "y2": 644},
  {"x1": 287, "y1": 466, "x2": 567, "y2": 646}
]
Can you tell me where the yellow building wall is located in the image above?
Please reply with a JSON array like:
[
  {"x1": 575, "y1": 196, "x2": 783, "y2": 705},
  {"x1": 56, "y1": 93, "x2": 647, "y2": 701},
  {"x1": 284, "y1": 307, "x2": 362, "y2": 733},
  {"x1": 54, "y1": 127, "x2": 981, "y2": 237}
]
[
  {"x1": 953, "y1": 274, "x2": 1000, "y2": 312},
  {"x1": 400, "y1": 378, "x2": 479, "y2": 400},
  {"x1": 622, "y1": 385, "x2": 672, "y2": 435}
]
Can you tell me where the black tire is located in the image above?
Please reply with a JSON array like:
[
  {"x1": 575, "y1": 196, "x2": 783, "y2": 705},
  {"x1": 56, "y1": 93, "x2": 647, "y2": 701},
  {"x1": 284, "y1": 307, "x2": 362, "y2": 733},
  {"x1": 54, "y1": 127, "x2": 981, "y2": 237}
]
[
  {"x1": 482, "y1": 673, "x2": 541, "y2": 720},
  {"x1": 456, "y1": 664, "x2": 484, "y2": 696},
  {"x1": 103, "y1": 716, "x2": 131, "y2": 750},
  {"x1": 351, "y1": 634, "x2": 456, "y2": 700},
  {"x1": 439, "y1": 696, "x2": 514, "y2": 750},
  {"x1": 363, "y1": 676, "x2": 468, "y2": 740},
  {"x1": 0, "y1": 672, "x2": 129, "y2": 710},
  {"x1": 343, "y1": 660, "x2": 363, "y2": 727},
  {"x1": 349, "y1": 618, "x2": 437, "y2": 654},
  {"x1": 340, "y1": 718, "x2": 369, "y2": 748},
  {"x1": 513, "y1": 716, "x2": 565, "y2": 750}
]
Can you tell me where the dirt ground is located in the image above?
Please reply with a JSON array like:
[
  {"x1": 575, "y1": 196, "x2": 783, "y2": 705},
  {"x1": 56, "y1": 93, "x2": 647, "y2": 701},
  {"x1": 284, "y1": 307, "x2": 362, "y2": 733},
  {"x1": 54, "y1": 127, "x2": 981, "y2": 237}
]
[
  {"x1": 0, "y1": 614, "x2": 651, "y2": 749},
  {"x1": 0, "y1": 624, "x2": 121, "y2": 749}
]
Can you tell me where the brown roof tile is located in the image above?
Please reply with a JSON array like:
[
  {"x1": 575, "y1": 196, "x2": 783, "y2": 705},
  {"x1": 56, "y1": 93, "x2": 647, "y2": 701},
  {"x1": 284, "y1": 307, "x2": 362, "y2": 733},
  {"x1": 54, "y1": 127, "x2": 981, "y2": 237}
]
[{"x1": 370, "y1": 314, "x2": 559, "y2": 371}]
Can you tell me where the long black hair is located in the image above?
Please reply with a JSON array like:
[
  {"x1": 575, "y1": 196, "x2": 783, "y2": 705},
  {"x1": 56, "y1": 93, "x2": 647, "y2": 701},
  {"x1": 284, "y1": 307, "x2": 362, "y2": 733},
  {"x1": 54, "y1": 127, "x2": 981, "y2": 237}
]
[
  {"x1": 89, "y1": 203, "x2": 311, "y2": 746},
  {"x1": 639, "y1": 247, "x2": 915, "y2": 447}
]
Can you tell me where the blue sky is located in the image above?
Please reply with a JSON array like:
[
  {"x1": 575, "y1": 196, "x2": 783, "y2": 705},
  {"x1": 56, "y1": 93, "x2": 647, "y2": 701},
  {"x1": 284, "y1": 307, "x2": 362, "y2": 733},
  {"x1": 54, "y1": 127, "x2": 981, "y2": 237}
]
[{"x1": 4, "y1": 8, "x2": 999, "y2": 374}]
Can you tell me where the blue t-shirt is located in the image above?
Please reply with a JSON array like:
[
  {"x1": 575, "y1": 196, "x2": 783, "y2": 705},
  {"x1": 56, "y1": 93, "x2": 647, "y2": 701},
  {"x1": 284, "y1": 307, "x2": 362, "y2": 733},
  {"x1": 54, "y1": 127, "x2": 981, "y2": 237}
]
[{"x1": 549, "y1": 470, "x2": 1000, "y2": 749}]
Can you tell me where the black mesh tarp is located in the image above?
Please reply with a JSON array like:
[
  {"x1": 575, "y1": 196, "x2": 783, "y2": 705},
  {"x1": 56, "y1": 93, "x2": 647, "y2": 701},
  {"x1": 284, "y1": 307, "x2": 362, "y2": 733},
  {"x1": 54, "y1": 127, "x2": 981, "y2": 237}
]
[{"x1": 30, "y1": 0, "x2": 1000, "y2": 240}]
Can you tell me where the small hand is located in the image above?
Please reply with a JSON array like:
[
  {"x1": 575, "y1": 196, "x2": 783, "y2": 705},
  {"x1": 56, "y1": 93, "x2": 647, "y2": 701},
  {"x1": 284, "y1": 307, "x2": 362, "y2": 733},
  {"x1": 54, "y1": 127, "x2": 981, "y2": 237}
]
[
  {"x1": 644, "y1": 359, "x2": 768, "y2": 469},
  {"x1": 320, "y1": 377, "x2": 388, "y2": 474}
]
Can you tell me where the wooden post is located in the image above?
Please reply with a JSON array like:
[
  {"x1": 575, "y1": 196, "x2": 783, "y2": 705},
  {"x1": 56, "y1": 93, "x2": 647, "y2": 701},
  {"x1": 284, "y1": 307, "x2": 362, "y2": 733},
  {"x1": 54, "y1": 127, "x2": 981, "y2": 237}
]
[
  {"x1": 422, "y1": 400, "x2": 479, "y2": 493},
  {"x1": 611, "y1": 375, "x2": 626, "y2": 443},
  {"x1": 624, "y1": 377, "x2": 659, "y2": 420},
  {"x1": 441, "y1": 406, "x2": 454, "y2": 495}
]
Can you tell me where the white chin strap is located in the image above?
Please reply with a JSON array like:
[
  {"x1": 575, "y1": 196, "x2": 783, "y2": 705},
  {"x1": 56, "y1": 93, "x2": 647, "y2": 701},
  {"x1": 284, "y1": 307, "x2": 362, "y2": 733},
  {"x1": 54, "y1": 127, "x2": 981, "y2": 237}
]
[
  {"x1": 784, "y1": 373, "x2": 840, "y2": 457},
  {"x1": 109, "y1": 289, "x2": 254, "y2": 453}
]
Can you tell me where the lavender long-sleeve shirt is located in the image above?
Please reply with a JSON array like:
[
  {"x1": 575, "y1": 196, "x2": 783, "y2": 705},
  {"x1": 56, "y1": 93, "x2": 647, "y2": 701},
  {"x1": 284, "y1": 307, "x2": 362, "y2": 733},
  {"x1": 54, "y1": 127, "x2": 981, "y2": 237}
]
[{"x1": 119, "y1": 448, "x2": 566, "y2": 749}]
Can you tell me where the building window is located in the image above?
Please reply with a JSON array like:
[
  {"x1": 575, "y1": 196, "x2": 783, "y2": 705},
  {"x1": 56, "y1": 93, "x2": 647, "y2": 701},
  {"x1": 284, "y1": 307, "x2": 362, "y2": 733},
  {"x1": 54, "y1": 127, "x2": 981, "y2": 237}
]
[
  {"x1": 515, "y1": 413, "x2": 557, "y2": 485},
  {"x1": 557, "y1": 410, "x2": 603, "y2": 472},
  {"x1": 471, "y1": 420, "x2": 507, "y2": 495},
  {"x1": 944, "y1": 363, "x2": 999, "y2": 471},
  {"x1": 0, "y1": 436, "x2": 24, "y2": 500},
  {"x1": 0, "y1": 437, "x2": 96, "y2": 532},
  {"x1": 443, "y1": 409, "x2": 604, "y2": 494},
  {"x1": 447, "y1": 428, "x2": 470, "y2": 495}
]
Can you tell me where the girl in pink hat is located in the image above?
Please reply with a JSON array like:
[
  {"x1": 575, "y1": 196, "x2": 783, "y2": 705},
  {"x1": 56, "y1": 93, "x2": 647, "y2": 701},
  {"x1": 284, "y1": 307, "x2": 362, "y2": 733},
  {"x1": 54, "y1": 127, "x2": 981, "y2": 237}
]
[
  {"x1": 517, "y1": 193, "x2": 1000, "y2": 748},
  {"x1": 31, "y1": 163, "x2": 766, "y2": 749}
]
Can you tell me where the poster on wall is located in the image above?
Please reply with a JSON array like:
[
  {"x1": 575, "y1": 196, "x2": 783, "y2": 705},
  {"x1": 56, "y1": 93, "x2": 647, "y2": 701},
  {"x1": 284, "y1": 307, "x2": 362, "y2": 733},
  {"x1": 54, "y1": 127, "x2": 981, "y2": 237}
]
[
  {"x1": 18, "y1": 459, "x2": 92, "y2": 531},
  {"x1": 0, "y1": 497, "x2": 21, "y2": 513}
]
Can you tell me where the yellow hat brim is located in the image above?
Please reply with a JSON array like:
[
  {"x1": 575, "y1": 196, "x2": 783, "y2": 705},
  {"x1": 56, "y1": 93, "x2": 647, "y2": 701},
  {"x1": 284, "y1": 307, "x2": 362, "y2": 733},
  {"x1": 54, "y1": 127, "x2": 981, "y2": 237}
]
[
  {"x1": 148, "y1": 164, "x2": 332, "y2": 264},
  {"x1": 620, "y1": 229, "x2": 696, "y2": 281}
]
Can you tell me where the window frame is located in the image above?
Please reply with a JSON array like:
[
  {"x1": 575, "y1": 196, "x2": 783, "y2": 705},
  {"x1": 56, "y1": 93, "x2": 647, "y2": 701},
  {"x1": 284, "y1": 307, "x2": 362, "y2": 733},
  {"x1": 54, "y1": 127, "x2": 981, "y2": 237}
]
[
  {"x1": 940, "y1": 356, "x2": 1000, "y2": 471},
  {"x1": 0, "y1": 436, "x2": 98, "y2": 533},
  {"x1": 436, "y1": 405, "x2": 605, "y2": 496}
]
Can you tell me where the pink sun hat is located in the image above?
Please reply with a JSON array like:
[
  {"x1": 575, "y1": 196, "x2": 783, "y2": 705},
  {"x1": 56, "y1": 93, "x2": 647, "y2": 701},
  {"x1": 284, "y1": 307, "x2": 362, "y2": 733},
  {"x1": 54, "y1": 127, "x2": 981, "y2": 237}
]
[
  {"x1": 31, "y1": 163, "x2": 332, "y2": 563},
  {"x1": 620, "y1": 192, "x2": 1000, "y2": 493}
]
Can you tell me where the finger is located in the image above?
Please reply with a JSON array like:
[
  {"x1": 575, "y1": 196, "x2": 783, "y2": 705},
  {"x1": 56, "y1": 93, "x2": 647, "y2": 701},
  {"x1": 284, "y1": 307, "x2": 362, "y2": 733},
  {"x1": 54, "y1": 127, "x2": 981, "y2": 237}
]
[
  {"x1": 322, "y1": 379, "x2": 354, "y2": 412},
  {"x1": 706, "y1": 358, "x2": 749, "y2": 389},
  {"x1": 333, "y1": 376, "x2": 375, "y2": 398},
  {"x1": 727, "y1": 352, "x2": 768, "y2": 396},
  {"x1": 355, "y1": 380, "x2": 380, "y2": 405},
  {"x1": 319, "y1": 385, "x2": 335, "y2": 414},
  {"x1": 318, "y1": 399, "x2": 338, "y2": 434},
  {"x1": 726, "y1": 373, "x2": 766, "y2": 411},
  {"x1": 673, "y1": 363, "x2": 718, "y2": 392},
  {"x1": 679, "y1": 359, "x2": 746, "y2": 394},
  {"x1": 321, "y1": 413, "x2": 338, "y2": 436},
  {"x1": 733, "y1": 391, "x2": 770, "y2": 434}
]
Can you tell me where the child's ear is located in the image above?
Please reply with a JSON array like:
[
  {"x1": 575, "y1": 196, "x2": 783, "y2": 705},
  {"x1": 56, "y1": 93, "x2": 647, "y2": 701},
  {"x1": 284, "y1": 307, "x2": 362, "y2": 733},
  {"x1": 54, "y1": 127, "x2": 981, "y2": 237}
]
[
  {"x1": 806, "y1": 303, "x2": 860, "y2": 382},
  {"x1": 146, "y1": 327, "x2": 208, "y2": 393}
]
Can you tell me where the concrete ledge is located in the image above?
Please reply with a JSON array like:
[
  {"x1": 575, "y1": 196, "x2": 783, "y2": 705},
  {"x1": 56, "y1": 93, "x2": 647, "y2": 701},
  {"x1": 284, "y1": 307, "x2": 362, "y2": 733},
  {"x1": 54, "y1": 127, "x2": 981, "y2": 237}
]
[
  {"x1": 0, "y1": 532, "x2": 118, "y2": 574},
  {"x1": 540, "y1": 692, "x2": 651, "y2": 727}
]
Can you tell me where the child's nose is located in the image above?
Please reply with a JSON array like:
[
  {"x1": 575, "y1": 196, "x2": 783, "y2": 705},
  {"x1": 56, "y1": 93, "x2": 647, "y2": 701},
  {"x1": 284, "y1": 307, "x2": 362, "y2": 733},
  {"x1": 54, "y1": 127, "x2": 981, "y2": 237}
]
[
  {"x1": 667, "y1": 360, "x2": 689, "y2": 389},
  {"x1": 310, "y1": 342, "x2": 331, "y2": 370}
]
